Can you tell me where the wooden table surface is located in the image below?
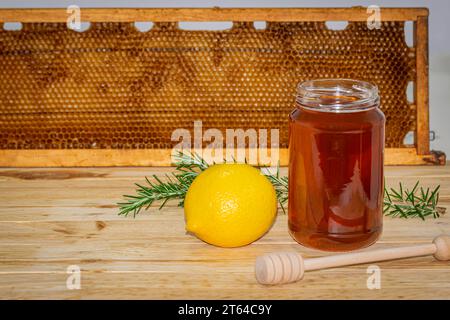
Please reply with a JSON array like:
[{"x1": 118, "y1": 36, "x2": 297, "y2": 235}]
[{"x1": 0, "y1": 164, "x2": 449, "y2": 299}]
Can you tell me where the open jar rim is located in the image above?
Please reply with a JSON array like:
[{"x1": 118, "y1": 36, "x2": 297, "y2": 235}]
[{"x1": 296, "y1": 79, "x2": 380, "y2": 113}]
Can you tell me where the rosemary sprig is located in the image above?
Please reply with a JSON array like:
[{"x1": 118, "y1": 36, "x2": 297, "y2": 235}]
[
  {"x1": 117, "y1": 151, "x2": 208, "y2": 217},
  {"x1": 383, "y1": 181, "x2": 446, "y2": 220},
  {"x1": 261, "y1": 164, "x2": 289, "y2": 213},
  {"x1": 118, "y1": 152, "x2": 445, "y2": 220}
]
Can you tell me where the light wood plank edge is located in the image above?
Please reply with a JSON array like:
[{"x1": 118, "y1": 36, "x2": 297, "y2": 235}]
[
  {"x1": 415, "y1": 15, "x2": 430, "y2": 155},
  {"x1": 0, "y1": 147, "x2": 445, "y2": 167},
  {"x1": 0, "y1": 7, "x2": 429, "y2": 23}
]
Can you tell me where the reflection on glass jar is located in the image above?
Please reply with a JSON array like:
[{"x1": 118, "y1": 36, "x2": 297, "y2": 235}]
[{"x1": 289, "y1": 79, "x2": 385, "y2": 251}]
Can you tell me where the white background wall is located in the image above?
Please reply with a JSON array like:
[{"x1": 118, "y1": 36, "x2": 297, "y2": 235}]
[{"x1": 1, "y1": 0, "x2": 449, "y2": 155}]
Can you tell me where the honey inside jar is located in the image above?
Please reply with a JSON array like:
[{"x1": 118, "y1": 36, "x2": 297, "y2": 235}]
[{"x1": 288, "y1": 79, "x2": 385, "y2": 251}]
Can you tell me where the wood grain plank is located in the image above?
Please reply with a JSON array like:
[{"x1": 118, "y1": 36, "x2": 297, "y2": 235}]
[
  {"x1": 1, "y1": 270, "x2": 448, "y2": 299},
  {"x1": 0, "y1": 202, "x2": 447, "y2": 222},
  {"x1": 1, "y1": 255, "x2": 448, "y2": 274},
  {"x1": 0, "y1": 215, "x2": 448, "y2": 242},
  {"x1": 1, "y1": 163, "x2": 449, "y2": 181}
]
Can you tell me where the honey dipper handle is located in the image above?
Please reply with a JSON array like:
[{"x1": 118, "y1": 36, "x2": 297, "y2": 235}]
[
  {"x1": 255, "y1": 235, "x2": 449, "y2": 285},
  {"x1": 304, "y1": 243, "x2": 436, "y2": 271}
]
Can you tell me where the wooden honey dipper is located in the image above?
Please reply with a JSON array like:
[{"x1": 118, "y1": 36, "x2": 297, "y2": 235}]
[{"x1": 255, "y1": 235, "x2": 450, "y2": 285}]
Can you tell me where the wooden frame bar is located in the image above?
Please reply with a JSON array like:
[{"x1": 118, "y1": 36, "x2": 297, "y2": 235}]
[
  {"x1": 414, "y1": 15, "x2": 430, "y2": 155},
  {"x1": 0, "y1": 7, "x2": 429, "y2": 23},
  {"x1": 0, "y1": 7, "x2": 443, "y2": 166},
  {"x1": 0, "y1": 148, "x2": 444, "y2": 167}
]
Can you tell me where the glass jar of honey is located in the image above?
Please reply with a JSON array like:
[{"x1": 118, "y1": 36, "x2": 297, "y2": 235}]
[{"x1": 288, "y1": 79, "x2": 385, "y2": 251}]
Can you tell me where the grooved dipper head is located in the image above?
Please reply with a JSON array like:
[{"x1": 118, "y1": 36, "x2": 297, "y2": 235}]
[{"x1": 255, "y1": 252, "x2": 305, "y2": 285}]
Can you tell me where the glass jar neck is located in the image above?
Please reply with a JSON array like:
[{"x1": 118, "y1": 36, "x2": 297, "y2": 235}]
[{"x1": 296, "y1": 79, "x2": 380, "y2": 113}]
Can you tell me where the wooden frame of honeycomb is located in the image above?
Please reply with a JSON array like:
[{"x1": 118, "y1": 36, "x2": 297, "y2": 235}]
[{"x1": 0, "y1": 7, "x2": 445, "y2": 166}]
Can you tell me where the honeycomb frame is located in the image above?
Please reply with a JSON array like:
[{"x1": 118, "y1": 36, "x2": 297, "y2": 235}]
[{"x1": 0, "y1": 7, "x2": 445, "y2": 166}]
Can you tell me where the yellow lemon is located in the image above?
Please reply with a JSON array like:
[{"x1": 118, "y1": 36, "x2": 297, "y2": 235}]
[{"x1": 184, "y1": 163, "x2": 277, "y2": 248}]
